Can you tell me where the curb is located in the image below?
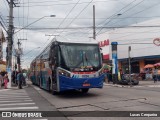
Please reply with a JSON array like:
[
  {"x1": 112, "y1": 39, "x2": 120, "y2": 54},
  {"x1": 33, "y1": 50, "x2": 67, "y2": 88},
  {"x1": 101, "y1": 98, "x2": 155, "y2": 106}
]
[
  {"x1": 0, "y1": 84, "x2": 28, "y2": 91},
  {"x1": 104, "y1": 83, "x2": 160, "y2": 88},
  {"x1": 104, "y1": 83, "x2": 128, "y2": 88}
]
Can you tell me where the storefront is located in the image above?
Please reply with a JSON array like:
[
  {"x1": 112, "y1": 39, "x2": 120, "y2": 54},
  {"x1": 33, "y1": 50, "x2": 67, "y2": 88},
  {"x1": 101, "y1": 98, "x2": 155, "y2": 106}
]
[{"x1": 119, "y1": 55, "x2": 160, "y2": 74}]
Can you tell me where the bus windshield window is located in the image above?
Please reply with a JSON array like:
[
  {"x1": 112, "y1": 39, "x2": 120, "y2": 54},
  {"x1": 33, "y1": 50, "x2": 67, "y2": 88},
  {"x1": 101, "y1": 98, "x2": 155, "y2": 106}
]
[{"x1": 60, "y1": 44, "x2": 101, "y2": 70}]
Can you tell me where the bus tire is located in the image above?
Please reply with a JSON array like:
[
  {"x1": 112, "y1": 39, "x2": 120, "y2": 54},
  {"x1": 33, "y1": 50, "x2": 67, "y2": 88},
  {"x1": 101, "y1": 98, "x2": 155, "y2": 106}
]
[
  {"x1": 48, "y1": 78, "x2": 51, "y2": 92},
  {"x1": 81, "y1": 88, "x2": 89, "y2": 93},
  {"x1": 52, "y1": 90, "x2": 58, "y2": 95},
  {"x1": 51, "y1": 83, "x2": 58, "y2": 95}
]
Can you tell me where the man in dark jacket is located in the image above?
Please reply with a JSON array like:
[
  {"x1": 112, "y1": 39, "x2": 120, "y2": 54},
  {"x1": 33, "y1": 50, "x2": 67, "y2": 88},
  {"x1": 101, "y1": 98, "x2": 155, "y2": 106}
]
[{"x1": 17, "y1": 71, "x2": 23, "y2": 89}]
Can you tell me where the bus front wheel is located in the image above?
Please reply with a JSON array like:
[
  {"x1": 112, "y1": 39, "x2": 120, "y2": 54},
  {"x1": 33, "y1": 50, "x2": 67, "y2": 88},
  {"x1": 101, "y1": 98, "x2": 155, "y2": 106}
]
[{"x1": 81, "y1": 88, "x2": 89, "y2": 93}]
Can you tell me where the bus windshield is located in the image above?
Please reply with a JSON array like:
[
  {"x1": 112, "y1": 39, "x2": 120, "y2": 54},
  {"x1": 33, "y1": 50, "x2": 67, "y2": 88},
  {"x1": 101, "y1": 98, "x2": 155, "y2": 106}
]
[{"x1": 60, "y1": 44, "x2": 101, "y2": 71}]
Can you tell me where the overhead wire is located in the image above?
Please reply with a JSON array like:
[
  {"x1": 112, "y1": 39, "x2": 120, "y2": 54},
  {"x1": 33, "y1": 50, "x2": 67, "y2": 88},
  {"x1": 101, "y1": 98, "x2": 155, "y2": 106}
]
[
  {"x1": 23, "y1": 0, "x2": 30, "y2": 53},
  {"x1": 21, "y1": 0, "x2": 73, "y2": 4},
  {"x1": 69, "y1": 0, "x2": 139, "y2": 38},
  {"x1": 54, "y1": 0, "x2": 81, "y2": 34},
  {"x1": 26, "y1": 0, "x2": 82, "y2": 64},
  {"x1": 29, "y1": 0, "x2": 83, "y2": 61},
  {"x1": 96, "y1": 0, "x2": 145, "y2": 35},
  {"x1": 12, "y1": 16, "x2": 160, "y2": 20},
  {"x1": 18, "y1": 0, "x2": 117, "y2": 7},
  {"x1": 58, "y1": 0, "x2": 94, "y2": 36},
  {"x1": 0, "y1": 0, "x2": 9, "y2": 35},
  {"x1": 98, "y1": 0, "x2": 160, "y2": 37},
  {"x1": 2, "y1": 0, "x2": 9, "y2": 11}
]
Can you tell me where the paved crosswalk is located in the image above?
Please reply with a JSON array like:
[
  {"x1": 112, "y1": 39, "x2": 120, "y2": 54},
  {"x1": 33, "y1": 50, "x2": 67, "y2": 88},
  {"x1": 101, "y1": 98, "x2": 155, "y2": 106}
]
[
  {"x1": 0, "y1": 89, "x2": 49, "y2": 120},
  {"x1": 0, "y1": 89, "x2": 38, "y2": 111}
]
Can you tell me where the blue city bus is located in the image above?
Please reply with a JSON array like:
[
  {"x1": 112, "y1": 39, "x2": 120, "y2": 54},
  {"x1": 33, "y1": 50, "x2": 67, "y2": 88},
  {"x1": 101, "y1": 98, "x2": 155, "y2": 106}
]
[{"x1": 30, "y1": 39, "x2": 105, "y2": 94}]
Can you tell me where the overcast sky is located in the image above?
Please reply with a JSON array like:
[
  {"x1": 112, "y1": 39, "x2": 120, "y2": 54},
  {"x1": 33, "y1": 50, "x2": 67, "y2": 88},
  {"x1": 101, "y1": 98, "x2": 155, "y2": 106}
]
[{"x1": 1, "y1": 0, "x2": 160, "y2": 68}]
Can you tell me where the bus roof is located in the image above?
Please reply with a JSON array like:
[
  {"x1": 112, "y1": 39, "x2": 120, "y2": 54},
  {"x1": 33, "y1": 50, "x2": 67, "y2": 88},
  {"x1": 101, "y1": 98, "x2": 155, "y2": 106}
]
[{"x1": 53, "y1": 37, "x2": 99, "y2": 44}]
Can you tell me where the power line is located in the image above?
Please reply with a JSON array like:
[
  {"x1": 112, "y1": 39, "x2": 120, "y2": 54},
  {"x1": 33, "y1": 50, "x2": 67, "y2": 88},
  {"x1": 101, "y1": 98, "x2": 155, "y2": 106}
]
[
  {"x1": 3, "y1": 0, "x2": 9, "y2": 11},
  {"x1": 14, "y1": 25, "x2": 160, "y2": 30},
  {"x1": 20, "y1": 0, "x2": 73, "y2": 4},
  {"x1": 11, "y1": 16, "x2": 160, "y2": 19},
  {"x1": 23, "y1": 0, "x2": 30, "y2": 53},
  {"x1": 58, "y1": 0, "x2": 94, "y2": 35},
  {"x1": 96, "y1": 0, "x2": 145, "y2": 35},
  {"x1": 76, "y1": 0, "x2": 139, "y2": 38},
  {"x1": 18, "y1": 0, "x2": 116, "y2": 7},
  {"x1": 54, "y1": 0, "x2": 81, "y2": 34},
  {"x1": 0, "y1": 12, "x2": 8, "y2": 28},
  {"x1": 98, "y1": 0, "x2": 160, "y2": 35}
]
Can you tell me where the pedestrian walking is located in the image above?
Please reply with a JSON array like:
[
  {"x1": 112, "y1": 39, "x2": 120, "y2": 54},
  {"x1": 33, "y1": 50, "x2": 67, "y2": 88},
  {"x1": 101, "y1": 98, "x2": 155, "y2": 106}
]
[
  {"x1": 120, "y1": 68, "x2": 124, "y2": 80},
  {"x1": 3, "y1": 73, "x2": 9, "y2": 89},
  {"x1": 22, "y1": 72, "x2": 26, "y2": 86},
  {"x1": 17, "y1": 71, "x2": 23, "y2": 89},
  {"x1": 103, "y1": 68, "x2": 109, "y2": 83},
  {"x1": 153, "y1": 67, "x2": 158, "y2": 83},
  {"x1": 11, "y1": 71, "x2": 16, "y2": 84}
]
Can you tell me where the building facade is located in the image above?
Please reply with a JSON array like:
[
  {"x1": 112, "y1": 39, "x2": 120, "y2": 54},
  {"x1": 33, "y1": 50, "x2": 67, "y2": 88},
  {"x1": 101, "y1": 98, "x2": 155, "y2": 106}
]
[
  {"x1": 97, "y1": 19, "x2": 160, "y2": 74},
  {"x1": 0, "y1": 28, "x2": 5, "y2": 61}
]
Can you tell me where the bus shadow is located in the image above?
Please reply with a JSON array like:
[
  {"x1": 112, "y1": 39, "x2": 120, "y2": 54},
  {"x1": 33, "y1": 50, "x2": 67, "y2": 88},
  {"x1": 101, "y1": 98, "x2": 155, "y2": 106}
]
[{"x1": 56, "y1": 90, "x2": 100, "y2": 99}]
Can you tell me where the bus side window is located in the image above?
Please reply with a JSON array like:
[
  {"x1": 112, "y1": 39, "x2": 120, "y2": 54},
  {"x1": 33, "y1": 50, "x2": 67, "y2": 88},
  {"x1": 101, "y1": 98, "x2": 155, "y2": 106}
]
[{"x1": 49, "y1": 46, "x2": 55, "y2": 67}]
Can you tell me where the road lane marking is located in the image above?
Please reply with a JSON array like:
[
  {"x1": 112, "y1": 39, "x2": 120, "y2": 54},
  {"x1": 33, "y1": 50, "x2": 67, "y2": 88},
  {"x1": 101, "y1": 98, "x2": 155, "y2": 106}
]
[
  {"x1": 0, "y1": 89, "x2": 10, "y2": 91},
  {"x1": 31, "y1": 119, "x2": 48, "y2": 120},
  {"x1": 0, "y1": 103, "x2": 35, "y2": 106},
  {"x1": 0, "y1": 95, "x2": 30, "y2": 98},
  {"x1": 0, "y1": 100, "x2": 33, "y2": 103},
  {"x1": 33, "y1": 86, "x2": 41, "y2": 91},
  {"x1": 0, "y1": 106, "x2": 39, "y2": 110},
  {"x1": 0, "y1": 98, "x2": 31, "y2": 100}
]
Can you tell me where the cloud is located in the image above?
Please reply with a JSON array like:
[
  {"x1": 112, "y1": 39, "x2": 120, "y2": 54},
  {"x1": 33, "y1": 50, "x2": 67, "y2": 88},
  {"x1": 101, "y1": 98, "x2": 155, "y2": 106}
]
[{"x1": 1, "y1": 0, "x2": 160, "y2": 68}]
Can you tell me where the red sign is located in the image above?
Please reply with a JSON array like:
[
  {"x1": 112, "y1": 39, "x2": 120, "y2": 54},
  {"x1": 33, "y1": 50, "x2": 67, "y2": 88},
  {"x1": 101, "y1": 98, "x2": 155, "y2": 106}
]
[{"x1": 99, "y1": 39, "x2": 109, "y2": 47}]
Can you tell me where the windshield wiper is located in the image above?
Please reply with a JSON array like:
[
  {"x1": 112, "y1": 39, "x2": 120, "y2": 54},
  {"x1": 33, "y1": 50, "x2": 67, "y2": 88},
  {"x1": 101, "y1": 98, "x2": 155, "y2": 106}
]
[{"x1": 84, "y1": 52, "x2": 88, "y2": 66}]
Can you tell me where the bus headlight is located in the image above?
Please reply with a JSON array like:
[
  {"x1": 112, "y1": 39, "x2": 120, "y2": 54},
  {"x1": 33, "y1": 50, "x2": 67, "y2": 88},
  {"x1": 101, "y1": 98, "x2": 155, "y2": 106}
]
[{"x1": 58, "y1": 69, "x2": 70, "y2": 78}]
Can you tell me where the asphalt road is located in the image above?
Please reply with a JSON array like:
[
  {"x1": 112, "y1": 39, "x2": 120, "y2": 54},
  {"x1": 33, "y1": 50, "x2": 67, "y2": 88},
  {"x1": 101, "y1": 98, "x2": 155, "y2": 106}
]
[
  {"x1": 1, "y1": 81, "x2": 160, "y2": 120},
  {"x1": 32, "y1": 81, "x2": 160, "y2": 120}
]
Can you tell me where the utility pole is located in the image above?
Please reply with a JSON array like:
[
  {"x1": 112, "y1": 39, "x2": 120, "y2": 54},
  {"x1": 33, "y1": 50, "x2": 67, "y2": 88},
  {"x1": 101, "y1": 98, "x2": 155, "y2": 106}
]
[
  {"x1": 17, "y1": 39, "x2": 27, "y2": 72},
  {"x1": 7, "y1": 0, "x2": 14, "y2": 88},
  {"x1": 93, "y1": 5, "x2": 96, "y2": 40},
  {"x1": 128, "y1": 46, "x2": 132, "y2": 87}
]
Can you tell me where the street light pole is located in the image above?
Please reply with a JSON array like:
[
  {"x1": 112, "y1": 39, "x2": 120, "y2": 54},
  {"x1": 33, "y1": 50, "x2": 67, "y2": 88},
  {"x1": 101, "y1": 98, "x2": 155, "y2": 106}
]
[
  {"x1": 14, "y1": 15, "x2": 56, "y2": 34},
  {"x1": 93, "y1": 5, "x2": 96, "y2": 40}
]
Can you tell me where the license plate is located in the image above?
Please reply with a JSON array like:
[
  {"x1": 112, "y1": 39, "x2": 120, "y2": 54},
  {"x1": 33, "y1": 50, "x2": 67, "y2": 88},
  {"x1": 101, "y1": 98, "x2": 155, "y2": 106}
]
[{"x1": 83, "y1": 83, "x2": 90, "y2": 87}]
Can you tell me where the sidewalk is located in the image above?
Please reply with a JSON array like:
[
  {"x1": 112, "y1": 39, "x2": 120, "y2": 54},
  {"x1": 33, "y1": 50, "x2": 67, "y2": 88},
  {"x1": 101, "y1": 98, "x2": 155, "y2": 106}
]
[
  {"x1": 0, "y1": 82, "x2": 28, "y2": 90},
  {"x1": 104, "y1": 80, "x2": 160, "y2": 88}
]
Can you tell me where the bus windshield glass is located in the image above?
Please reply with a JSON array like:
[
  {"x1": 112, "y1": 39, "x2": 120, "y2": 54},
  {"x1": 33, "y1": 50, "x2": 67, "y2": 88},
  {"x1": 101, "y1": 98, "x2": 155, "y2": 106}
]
[{"x1": 60, "y1": 44, "x2": 101, "y2": 71}]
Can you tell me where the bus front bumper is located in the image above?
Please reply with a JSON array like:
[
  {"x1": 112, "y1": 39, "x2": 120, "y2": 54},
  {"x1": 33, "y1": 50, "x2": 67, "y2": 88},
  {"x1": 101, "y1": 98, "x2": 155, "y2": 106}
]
[{"x1": 58, "y1": 74, "x2": 105, "y2": 92}]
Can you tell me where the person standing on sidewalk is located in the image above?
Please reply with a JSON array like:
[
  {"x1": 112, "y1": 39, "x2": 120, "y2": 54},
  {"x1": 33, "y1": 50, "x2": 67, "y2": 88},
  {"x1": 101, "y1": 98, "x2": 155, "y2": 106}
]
[
  {"x1": 17, "y1": 71, "x2": 23, "y2": 89},
  {"x1": 3, "y1": 73, "x2": 9, "y2": 89},
  {"x1": 0, "y1": 72, "x2": 3, "y2": 89},
  {"x1": 153, "y1": 67, "x2": 158, "y2": 83}
]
